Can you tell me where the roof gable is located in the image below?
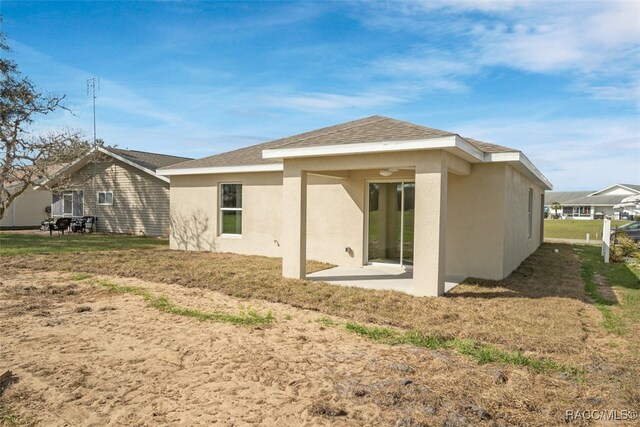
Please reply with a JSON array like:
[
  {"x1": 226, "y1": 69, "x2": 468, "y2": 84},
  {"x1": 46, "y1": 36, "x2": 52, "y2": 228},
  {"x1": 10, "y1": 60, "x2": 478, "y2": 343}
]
[
  {"x1": 106, "y1": 148, "x2": 192, "y2": 170},
  {"x1": 588, "y1": 184, "x2": 640, "y2": 197},
  {"x1": 39, "y1": 146, "x2": 192, "y2": 187}
]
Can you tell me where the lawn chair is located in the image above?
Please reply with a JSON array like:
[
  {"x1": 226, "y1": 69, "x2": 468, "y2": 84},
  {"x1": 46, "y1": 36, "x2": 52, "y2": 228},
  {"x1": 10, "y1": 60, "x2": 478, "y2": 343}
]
[
  {"x1": 83, "y1": 216, "x2": 97, "y2": 233},
  {"x1": 71, "y1": 217, "x2": 85, "y2": 233},
  {"x1": 49, "y1": 217, "x2": 72, "y2": 236}
]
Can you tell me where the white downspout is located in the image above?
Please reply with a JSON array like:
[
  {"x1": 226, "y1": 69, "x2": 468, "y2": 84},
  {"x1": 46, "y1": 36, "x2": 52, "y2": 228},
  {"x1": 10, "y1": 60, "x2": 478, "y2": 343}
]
[{"x1": 12, "y1": 198, "x2": 16, "y2": 227}]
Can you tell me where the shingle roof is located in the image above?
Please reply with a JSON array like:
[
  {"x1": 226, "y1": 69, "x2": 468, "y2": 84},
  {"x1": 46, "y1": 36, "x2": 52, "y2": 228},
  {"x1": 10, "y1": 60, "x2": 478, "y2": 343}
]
[
  {"x1": 164, "y1": 115, "x2": 518, "y2": 170},
  {"x1": 620, "y1": 184, "x2": 640, "y2": 192},
  {"x1": 545, "y1": 191, "x2": 593, "y2": 204},
  {"x1": 545, "y1": 191, "x2": 633, "y2": 206},
  {"x1": 106, "y1": 148, "x2": 193, "y2": 170}
]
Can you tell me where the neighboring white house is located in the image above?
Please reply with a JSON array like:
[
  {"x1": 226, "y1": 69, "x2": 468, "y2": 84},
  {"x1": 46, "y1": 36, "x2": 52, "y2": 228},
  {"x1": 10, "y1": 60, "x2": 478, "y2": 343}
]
[
  {"x1": 545, "y1": 184, "x2": 640, "y2": 219},
  {"x1": 41, "y1": 146, "x2": 192, "y2": 236},
  {"x1": 0, "y1": 184, "x2": 51, "y2": 229},
  {"x1": 159, "y1": 115, "x2": 552, "y2": 297}
]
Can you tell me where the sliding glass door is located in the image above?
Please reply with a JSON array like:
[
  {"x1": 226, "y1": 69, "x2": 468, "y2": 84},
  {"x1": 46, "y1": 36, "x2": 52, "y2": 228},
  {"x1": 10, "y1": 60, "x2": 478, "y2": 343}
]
[{"x1": 367, "y1": 181, "x2": 415, "y2": 267}]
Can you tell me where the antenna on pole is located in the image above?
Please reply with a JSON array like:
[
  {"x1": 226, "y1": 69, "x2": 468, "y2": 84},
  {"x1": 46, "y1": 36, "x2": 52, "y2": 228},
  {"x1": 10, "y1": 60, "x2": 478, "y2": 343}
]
[{"x1": 87, "y1": 77, "x2": 100, "y2": 145}]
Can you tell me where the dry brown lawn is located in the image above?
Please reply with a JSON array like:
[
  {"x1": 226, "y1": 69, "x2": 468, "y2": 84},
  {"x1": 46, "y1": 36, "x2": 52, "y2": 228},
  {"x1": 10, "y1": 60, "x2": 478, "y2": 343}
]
[{"x1": 1, "y1": 243, "x2": 639, "y2": 425}]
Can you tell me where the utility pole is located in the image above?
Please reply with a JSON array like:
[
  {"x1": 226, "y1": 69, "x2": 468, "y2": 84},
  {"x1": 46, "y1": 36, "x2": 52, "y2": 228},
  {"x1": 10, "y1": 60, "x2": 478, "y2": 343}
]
[{"x1": 87, "y1": 77, "x2": 99, "y2": 145}]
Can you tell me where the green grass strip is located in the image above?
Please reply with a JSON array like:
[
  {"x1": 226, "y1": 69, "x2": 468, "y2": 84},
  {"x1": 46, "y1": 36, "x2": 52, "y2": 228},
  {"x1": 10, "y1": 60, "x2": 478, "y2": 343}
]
[
  {"x1": 92, "y1": 279, "x2": 273, "y2": 326},
  {"x1": 345, "y1": 322, "x2": 578, "y2": 374},
  {"x1": 578, "y1": 253, "x2": 626, "y2": 335}
]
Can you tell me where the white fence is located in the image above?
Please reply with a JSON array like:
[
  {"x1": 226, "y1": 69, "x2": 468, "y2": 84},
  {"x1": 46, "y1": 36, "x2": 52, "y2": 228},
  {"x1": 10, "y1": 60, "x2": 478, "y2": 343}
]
[{"x1": 601, "y1": 218, "x2": 611, "y2": 263}]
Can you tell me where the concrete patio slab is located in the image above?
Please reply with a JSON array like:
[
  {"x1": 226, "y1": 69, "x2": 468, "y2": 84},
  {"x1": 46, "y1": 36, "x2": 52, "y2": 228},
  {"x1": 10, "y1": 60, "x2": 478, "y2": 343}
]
[{"x1": 307, "y1": 265, "x2": 464, "y2": 295}]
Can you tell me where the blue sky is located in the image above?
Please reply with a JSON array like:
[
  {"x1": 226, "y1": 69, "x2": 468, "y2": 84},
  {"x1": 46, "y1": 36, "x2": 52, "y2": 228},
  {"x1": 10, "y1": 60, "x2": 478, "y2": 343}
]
[{"x1": 2, "y1": 0, "x2": 639, "y2": 190}]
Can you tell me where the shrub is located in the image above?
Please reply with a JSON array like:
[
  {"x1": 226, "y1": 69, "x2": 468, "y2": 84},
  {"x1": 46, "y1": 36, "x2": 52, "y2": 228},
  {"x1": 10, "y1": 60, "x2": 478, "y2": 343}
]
[
  {"x1": 613, "y1": 235, "x2": 640, "y2": 260},
  {"x1": 634, "y1": 215, "x2": 640, "y2": 221}
]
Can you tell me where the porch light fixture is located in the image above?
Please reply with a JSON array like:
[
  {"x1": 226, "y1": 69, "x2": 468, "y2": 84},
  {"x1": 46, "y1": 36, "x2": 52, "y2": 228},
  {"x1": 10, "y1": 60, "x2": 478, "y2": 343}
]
[{"x1": 379, "y1": 168, "x2": 399, "y2": 177}]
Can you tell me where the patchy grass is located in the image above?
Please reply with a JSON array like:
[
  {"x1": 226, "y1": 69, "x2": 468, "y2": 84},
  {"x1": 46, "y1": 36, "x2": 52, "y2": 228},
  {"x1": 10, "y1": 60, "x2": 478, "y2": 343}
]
[
  {"x1": 92, "y1": 279, "x2": 274, "y2": 326},
  {"x1": 1, "y1": 243, "x2": 605, "y2": 361},
  {"x1": 70, "y1": 273, "x2": 93, "y2": 281},
  {"x1": 544, "y1": 219, "x2": 629, "y2": 240},
  {"x1": 0, "y1": 403, "x2": 19, "y2": 427},
  {"x1": 316, "y1": 315, "x2": 338, "y2": 327},
  {"x1": 345, "y1": 322, "x2": 576, "y2": 374},
  {"x1": 4, "y1": 237, "x2": 640, "y2": 413},
  {"x1": 3, "y1": 238, "x2": 640, "y2": 423},
  {"x1": 575, "y1": 245, "x2": 640, "y2": 335},
  {"x1": 0, "y1": 232, "x2": 168, "y2": 255}
]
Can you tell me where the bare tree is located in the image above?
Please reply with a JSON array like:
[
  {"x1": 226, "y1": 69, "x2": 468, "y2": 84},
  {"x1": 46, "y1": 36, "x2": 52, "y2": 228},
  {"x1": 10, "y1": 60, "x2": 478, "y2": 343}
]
[{"x1": 0, "y1": 32, "x2": 90, "y2": 220}]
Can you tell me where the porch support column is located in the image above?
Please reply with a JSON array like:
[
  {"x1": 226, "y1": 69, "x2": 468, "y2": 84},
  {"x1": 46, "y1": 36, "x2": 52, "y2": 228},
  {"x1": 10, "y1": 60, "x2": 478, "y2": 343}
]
[
  {"x1": 413, "y1": 154, "x2": 447, "y2": 297},
  {"x1": 282, "y1": 166, "x2": 307, "y2": 279}
]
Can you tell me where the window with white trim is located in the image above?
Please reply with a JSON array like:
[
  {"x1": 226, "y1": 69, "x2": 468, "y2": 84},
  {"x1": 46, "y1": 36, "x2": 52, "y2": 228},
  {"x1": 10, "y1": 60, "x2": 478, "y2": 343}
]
[
  {"x1": 98, "y1": 191, "x2": 113, "y2": 206},
  {"x1": 63, "y1": 192, "x2": 73, "y2": 215},
  {"x1": 220, "y1": 183, "x2": 242, "y2": 235},
  {"x1": 527, "y1": 188, "x2": 533, "y2": 239}
]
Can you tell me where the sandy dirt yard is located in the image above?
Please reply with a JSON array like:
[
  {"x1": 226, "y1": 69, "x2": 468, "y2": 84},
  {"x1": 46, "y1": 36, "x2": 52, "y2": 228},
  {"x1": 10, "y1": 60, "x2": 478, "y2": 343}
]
[{"x1": 0, "y1": 269, "x2": 630, "y2": 426}]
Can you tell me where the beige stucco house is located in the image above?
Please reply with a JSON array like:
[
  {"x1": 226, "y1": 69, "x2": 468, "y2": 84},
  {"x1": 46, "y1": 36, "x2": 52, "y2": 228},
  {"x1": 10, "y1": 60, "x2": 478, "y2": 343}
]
[
  {"x1": 43, "y1": 146, "x2": 191, "y2": 236},
  {"x1": 159, "y1": 116, "x2": 552, "y2": 296}
]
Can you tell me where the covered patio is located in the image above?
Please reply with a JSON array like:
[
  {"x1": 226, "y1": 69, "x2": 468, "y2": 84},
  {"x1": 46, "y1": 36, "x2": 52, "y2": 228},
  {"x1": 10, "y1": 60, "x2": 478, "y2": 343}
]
[{"x1": 263, "y1": 146, "x2": 476, "y2": 297}]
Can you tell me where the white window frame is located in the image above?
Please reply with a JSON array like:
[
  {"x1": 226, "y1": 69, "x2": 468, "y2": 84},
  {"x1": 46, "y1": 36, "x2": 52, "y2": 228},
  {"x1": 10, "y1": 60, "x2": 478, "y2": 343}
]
[
  {"x1": 62, "y1": 191, "x2": 74, "y2": 216},
  {"x1": 219, "y1": 182, "x2": 242, "y2": 237},
  {"x1": 97, "y1": 191, "x2": 114, "y2": 206},
  {"x1": 364, "y1": 179, "x2": 415, "y2": 268},
  {"x1": 527, "y1": 188, "x2": 533, "y2": 239}
]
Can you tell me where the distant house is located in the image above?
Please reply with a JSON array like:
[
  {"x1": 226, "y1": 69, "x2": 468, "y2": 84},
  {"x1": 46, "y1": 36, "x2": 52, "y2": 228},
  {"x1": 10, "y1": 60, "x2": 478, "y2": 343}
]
[
  {"x1": 545, "y1": 184, "x2": 640, "y2": 219},
  {"x1": 42, "y1": 146, "x2": 192, "y2": 236},
  {"x1": 0, "y1": 184, "x2": 51, "y2": 229}
]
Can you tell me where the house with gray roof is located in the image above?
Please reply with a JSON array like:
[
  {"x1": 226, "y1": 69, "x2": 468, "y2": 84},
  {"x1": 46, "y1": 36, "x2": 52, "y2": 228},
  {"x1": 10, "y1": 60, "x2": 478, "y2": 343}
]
[
  {"x1": 159, "y1": 116, "x2": 552, "y2": 297},
  {"x1": 41, "y1": 146, "x2": 192, "y2": 236},
  {"x1": 545, "y1": 184, "x2": 640, "y2": 219}
]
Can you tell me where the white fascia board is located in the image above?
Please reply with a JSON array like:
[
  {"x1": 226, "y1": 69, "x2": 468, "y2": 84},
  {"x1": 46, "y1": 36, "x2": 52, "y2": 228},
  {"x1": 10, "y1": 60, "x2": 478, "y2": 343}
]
[
  {"x1": 157, "y1": 163, "x2": 283, "y2": 176},
  {"x1": 453, "y1": 136, "x2": 487, "y2": 162},
  {"x1": 98, "y1": 147, "x2": 170, "y2": 183},
  {"x1": 261, "y1": 136, "x2": 472, "y2": 160},
  {"x1": 588, "y1": 184, "x2": 640, "y2": 197},
  {"x1": 33, "y1": 147, "x2": 99, "y2": 189},
  {"x1": 485, "y1": 152, "x2": 553, "y2": 190}
]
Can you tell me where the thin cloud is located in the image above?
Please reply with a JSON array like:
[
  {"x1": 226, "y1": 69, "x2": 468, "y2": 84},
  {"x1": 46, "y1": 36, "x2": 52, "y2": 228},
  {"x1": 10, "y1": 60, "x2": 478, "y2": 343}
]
[{"x1": 357, "y1": 0, "x2": 640, "y2": 102}]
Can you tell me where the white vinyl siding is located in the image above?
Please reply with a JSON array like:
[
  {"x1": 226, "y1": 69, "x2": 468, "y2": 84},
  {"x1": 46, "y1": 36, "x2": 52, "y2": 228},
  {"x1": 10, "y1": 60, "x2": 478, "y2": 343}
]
[{"x1": 54, "y1": 158, "x2": 171, "y2": 236}]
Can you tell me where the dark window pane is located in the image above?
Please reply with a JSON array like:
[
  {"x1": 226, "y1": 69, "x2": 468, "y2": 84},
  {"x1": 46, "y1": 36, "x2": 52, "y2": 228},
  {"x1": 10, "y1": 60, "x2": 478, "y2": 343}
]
[
  {"x1": 222, "y1": 184, "x2": 242, "y2": 208},
  {"x1": 222, "y1": 211, "x2": 242, "y2": 234}
]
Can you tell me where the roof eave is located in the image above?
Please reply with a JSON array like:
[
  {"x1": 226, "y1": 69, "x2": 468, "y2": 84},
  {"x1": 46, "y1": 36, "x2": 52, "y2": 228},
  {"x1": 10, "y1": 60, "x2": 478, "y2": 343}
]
[
  {"x1": 99, "y1": 147, "x2": 170, "y2": 183},
  {"x1": 157, "y1": 163, "x2": 283, "y2": 176},
  {"x1": 484, "y1": 152, "x2": 553, "y2": 190},
  {"x1": 261, "y1": 135, "x2": 484, "y2": 161}
]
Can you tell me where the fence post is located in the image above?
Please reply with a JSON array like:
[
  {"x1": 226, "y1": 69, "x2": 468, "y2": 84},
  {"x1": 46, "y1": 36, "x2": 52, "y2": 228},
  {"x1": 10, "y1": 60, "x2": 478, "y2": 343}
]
[{"x1": 602, "y1": 218, "x2": 611, "y2": 263}]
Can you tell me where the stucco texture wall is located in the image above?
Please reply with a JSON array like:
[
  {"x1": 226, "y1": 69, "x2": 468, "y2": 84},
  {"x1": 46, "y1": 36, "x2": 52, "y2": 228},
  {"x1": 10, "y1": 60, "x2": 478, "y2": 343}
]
[
  {"x1": 503, "y1": 164, "x2": 544, "y2": 277},
  {"x1": 445, "y1": 163, "x2": 507, "y2": 280},
  {"x1": 169, "y1": 172, "x2": 283, "y2": 256},
  {"x1": 168, "y1": 150, "x2": 545, "y2": 282}
]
